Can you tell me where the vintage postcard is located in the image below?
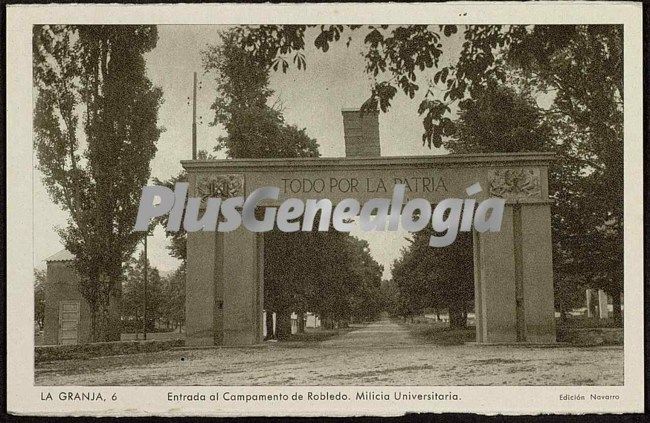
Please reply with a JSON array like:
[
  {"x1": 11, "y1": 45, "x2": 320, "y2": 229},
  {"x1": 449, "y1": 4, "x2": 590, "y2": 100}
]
[{"x1": 6, "y1": 2, "x2": 644, "y2": 417}]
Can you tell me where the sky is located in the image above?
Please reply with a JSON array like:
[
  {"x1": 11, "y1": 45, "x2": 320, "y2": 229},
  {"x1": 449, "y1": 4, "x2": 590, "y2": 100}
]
[{"x1": 33, "y1": 25, "x2": 465, "y2": 279}]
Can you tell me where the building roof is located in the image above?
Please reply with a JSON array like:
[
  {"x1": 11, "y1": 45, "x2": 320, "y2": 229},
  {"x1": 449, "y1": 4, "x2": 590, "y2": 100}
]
[{"x1": 45, "y1": 249, "x2": 75, "y2": 262}]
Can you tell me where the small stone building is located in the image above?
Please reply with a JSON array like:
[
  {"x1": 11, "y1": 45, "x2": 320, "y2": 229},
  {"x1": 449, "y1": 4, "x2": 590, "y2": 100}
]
[{"x1": 43, "y1": 250, "x2": 121, "y2": 345}]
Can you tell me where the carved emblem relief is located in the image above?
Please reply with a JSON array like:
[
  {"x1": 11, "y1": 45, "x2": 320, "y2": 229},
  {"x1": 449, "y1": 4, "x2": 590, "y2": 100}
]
[
  {"x1": 195, "y1": 174, "x2": 244, "y2": 204},
  {"x1": 488, "y1": 168, "x2": 541, "y2": 199}
]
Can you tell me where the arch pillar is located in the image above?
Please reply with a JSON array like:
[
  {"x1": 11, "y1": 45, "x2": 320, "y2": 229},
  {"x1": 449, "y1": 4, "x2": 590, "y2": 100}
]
[
  {"x1": 185, "y1": 228, "x2": 264, "y2": 346},
  {"x1": 473, "y1": 202, "x2": 556, "y2": 344}
]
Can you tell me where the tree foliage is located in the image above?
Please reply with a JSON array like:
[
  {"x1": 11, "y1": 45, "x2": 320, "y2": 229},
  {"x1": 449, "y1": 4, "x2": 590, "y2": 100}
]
[
  {"x1": 122, "y1": 252, "x2": 162, "y2": 332},
  {"x1": 391, "y1": 231, "x2": 474, "y2": 327},
  {"x1": 122, "y1": 255, "x2": 186, "y2": 332},
  {"x1": 160, "y1": 264, "x2": 186, "y2": 330},
  {"x1": 346, "y1": 238, "x2": 384, "y2": 322},
  {"x1": 229, "y1": 24, "x2": 624, "y2": 324},
  {"x1": 33, "y1": 25, "x2": 163, "y2": 340},
  {"x1": 216, "y1": 24, "x2": 460, "y2": 147},
  {"x1": 518, "y1": 27, "x2": 623, "y2": 322},
  {"x1": 203, "y1": 30, "x2": 320, "y2": 159},
  {"x1": 266, "y1": 231, "x2": 383, "y2": 326},
  {"x1": 446, "y1": 84, "x2": 552, "y2": 154}
]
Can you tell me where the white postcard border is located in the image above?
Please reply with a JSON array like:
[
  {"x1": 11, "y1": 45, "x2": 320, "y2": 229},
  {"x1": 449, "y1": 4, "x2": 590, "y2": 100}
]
[{"x1": 6, "y1": 2, "x2": 644, "y2": 416}]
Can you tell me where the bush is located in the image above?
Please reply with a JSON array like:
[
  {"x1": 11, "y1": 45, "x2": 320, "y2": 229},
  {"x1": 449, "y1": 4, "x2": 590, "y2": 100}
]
[{"x1": 556, "y1": 328, "x2": 622, "y2": 346}]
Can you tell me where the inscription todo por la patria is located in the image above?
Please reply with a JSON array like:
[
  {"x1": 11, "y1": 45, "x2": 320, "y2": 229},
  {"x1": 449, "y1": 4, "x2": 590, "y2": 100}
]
[{"x1": 280, "y1": 176, "x2": 448, "y2": 195}]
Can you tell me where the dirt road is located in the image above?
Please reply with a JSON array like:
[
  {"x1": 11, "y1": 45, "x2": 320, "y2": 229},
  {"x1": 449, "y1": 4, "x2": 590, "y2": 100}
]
[
  {"x1": 319, "y1": 319, "x2": 416, "y2": 348},
  {"x1": 35, "y1": 319, "x2": 623, "y2": 386}
]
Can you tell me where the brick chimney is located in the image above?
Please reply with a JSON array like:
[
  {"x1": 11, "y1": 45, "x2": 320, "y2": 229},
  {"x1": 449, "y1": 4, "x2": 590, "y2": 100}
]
[{"x1": 342, "y1": 109, "x2": 381, "y2": 157}]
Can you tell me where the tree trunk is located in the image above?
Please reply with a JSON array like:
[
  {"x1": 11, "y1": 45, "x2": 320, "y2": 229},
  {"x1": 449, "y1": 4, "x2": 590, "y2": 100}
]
[
  {"x1": 322, "y1": 317, "x2": 333, "y2": 330},
  {"x1": 95, "y1": 289, "x2": 121, "y2": 342},
  {"x1": 265, "y1": 311, "x2": 275, "y2": 340},
  {"x1": 275, "y1": 311, "x2": 292, "y2": 340},
  {"x1": 90, "y1": 304, "x2": 98, "y2": 343},
  {"x1": 448, "y1": 306, "x2": 467, "y2": 328},
  {"x1": 96, "y1": 301, "x2": 110, "y2": 342},
  {"x1": 134, "y1": 309, "x2": 139, "y2": 340},
  {"x1": 297, "y1": 313, "x2": 305, "y2": 333},
  {"x1": 611, "y1": 288, "x2": 623, "y2": 327},
  {"x1": 559, "y1": 301, "x2": 568, "y2": 323}
]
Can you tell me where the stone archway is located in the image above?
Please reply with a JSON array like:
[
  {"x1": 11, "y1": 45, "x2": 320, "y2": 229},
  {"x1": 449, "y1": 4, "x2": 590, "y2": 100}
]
[{"x1": 182, "y1": 152, "x2": 556, "y2": 346}]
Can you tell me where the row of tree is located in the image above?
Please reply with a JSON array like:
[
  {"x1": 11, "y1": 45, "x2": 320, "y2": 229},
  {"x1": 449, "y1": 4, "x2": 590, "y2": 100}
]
[
  {"x1": 376, "y1": 26, "x2": 622, "y2": 326},
  {"x1": 388, "y1": 232, "x2": 474, "y2": 327},
  {"x1": 265, "y1": 231, "x2": 384, "y2": 337}
]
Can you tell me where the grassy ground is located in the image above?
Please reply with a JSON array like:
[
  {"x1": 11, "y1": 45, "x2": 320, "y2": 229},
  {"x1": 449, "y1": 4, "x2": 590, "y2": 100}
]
[
  {"x1": 556, "y1": 316, "x2": 623, "y2": 330},
  {"x1": 403, "y1": 320, "x2": 476, "y2": 345},
  {"x1": 282, "y1": 326, "x2": 356, "y2": 343},
  {"x1": 403, "y1": 315, "x2": 623, "y2": 345}
]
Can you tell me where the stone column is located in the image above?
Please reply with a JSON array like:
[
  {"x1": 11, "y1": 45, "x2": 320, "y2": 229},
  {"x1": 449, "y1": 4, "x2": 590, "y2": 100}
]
[
  {"x1": 473, "y1": 203, "x2": 556, "y2": 344},
  {"x1": 185, "y1": 231, "x2": 223, "y2": 346},
  {"x1": 598, "y1": 289, "x2": 610, "y2": 319},
  {"x1": 519, "y1": 203, "x2": 556, "y2": 343},
  {"x1": 184, "y1": 172, "x2": 263, "y2": 346},
  {"x1": 586, "y1": 289, "x2": 596, "y2": 318},
  {"x1": 474, "y1": 206, "x2": 518, "y2": 343},
  {"x1": 221, "y1": 227, "x2": 264, "y2": 345},
  {"x1": 472, "y1": 230, "x2": 484, "y2": 343}
]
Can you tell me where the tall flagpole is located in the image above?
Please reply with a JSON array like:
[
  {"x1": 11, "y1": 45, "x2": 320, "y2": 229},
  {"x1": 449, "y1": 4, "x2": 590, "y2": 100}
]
[
  {"x1": 192, "y1": 72, "x2": 197, "y2": 160},
  {"x1": 143, "y1": 233, "x2": 148, "y2": 341}
]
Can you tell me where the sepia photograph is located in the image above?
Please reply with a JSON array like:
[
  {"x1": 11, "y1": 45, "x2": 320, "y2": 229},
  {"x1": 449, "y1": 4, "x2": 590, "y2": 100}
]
[{"x1": 6, "y1": 2, "x2": 644, "y2": 417}]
